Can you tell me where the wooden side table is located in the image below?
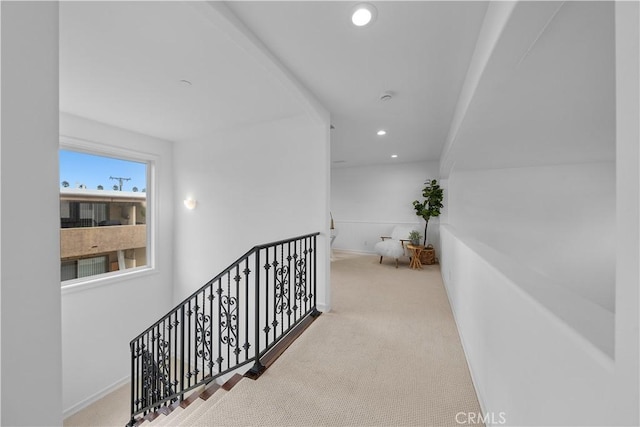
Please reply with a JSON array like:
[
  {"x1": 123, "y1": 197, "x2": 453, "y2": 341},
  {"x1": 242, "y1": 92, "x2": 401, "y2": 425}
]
[{"x1": 406, "y1": 244, "x2": 424, "y2": 270}]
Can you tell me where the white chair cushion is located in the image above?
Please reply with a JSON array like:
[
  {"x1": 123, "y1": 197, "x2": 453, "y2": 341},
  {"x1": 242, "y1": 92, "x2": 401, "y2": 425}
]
[{"x1": 374, "y1": 239, "x2": 405, "y2": 259}]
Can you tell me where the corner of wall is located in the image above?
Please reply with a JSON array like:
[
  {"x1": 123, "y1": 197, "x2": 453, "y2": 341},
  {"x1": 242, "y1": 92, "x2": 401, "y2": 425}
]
[{"x1": 439, "y1": 1, "x2": 517, "y2": 178}]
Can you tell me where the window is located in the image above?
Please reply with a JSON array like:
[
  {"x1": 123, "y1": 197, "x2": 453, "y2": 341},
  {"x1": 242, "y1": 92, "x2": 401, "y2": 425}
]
[
  {"x1": 60, "y1": 201, "x2": 107, "y2": 228},
  {"x1": 61, "y1": 256, "x2": 109, "y2": 281},
  {"x1": 59, "y1": 147, "x2": 151, "y2": 285}
]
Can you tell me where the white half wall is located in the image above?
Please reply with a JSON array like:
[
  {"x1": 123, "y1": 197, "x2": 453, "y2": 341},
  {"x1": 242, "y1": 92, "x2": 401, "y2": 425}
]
[
  {"x1": 59, "y1": 113, "x2": 175, "y2": 416},
  {"x1": 1, "y1": 3, "x2": 62, "y2": 425},
  {"x1": 173, "y1": 114, "x2": 330, "y2": 311},
  {"x1": 441, "y1": 225, "x2": 617, "y2": 426},
  {"x1": 438, "y1": 1, "x2": 639, "y2": 425},
  {"x1": 330, "y1": 161, "x2": 440, "y2": 254}
]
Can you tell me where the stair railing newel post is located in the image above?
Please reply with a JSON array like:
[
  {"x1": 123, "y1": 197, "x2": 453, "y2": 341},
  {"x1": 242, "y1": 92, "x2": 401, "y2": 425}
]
[
  {"x1": 250, "y1": 248, "x2": 265, "y2": 376},
  {"x1": 179, "y1": 305, "x2": 185, "y2": 403},
  {"x1": 127, "y1": 342, "x2": 136, "y2": 427},
  {"x1": 244, "y1": 266, "x2": 250, "y2": 361},
  {"x1": 311, "y1": 234, "x2": 321, "y2": 318}
]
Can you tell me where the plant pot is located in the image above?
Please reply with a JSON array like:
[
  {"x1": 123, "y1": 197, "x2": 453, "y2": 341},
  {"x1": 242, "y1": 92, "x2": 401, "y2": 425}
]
[{"x1": 420, "y1": 244, "x2": 437, "y2": 265}]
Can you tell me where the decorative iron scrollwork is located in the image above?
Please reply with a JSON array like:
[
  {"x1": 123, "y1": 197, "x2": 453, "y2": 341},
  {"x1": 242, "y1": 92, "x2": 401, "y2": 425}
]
[
  {"x1": 275, "y1": 265, "x2": 290, "y2": 314},
  {"x1": 220, "y1": 294, "x2": 238, "y2": 347},
  {"x1": 195, "y1": 311, "x2": 212, "y2": 361},
  {"x1": 295, "y1": 258, "x2": 307, "y2": 302},
  {"x1": 140, "y1": 334, "x2": 174, "y2": 409}
]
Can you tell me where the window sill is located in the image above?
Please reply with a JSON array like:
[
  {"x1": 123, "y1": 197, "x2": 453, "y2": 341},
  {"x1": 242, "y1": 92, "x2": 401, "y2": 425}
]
[{"x1": 61, "y1": 266, "x2": 157, "y2": 295}]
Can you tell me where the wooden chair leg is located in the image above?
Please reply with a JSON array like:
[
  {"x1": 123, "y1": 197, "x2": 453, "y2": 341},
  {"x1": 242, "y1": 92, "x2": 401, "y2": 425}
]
[{"x1": 379, "y1": 256, "x2": 383, "y2": 264}]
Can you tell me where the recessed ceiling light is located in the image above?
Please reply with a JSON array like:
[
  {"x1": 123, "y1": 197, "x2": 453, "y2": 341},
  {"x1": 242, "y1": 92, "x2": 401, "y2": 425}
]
[
  {"x1": 391, "y1": 154, "x2": 398, "y2": 158},
  {"x1": 351, "y1": 3, "x2": 377, "y2": 27},
  {"x1": 377, "y1": 130, "x2": 386, "y2": 136},
  {"x1": 380, "y1": 91, "x2": 393, "y2": 101}
]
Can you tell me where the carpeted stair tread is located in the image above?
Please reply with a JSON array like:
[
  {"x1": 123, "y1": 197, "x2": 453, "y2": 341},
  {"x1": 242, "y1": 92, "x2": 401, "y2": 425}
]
[
  {"x1": 146, "y1": 401, "x2": 182, "y2": 426},
  {"x1": 182, "y1": 379, "x2": 255, "y2": 426},
  {"x1": 151, "y1": 398, "x2": 205, "y2": 426},
  {"x1": 170, "y1": 374, "x2": 243, "y2": 426},
  {"x1": 169, "y1": 389, "x2": 227, "y2": 426},
  {"x1": 150, "y1": 374, "x2": 242, "y2": 426},
  {"x1": 146, "y1": 413, "x2": 170, "y2": 426}
]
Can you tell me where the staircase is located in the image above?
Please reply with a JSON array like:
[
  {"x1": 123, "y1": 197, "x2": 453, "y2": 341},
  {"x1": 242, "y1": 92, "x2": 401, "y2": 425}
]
[
  {"x1": 142, "y1": 373, "x2": 242, "y2": 426},
  {"x1": 128, "y1": 233, "x2": 321, "y2": 426}
]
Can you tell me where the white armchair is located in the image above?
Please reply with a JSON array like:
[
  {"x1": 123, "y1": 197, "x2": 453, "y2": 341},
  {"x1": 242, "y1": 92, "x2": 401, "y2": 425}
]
[{"x1": 374, "y1": 226, "x2": 414, "y2": 268}]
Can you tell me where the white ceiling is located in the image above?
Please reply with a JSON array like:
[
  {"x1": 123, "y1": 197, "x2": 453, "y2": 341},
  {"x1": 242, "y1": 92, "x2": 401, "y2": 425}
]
[
  {"x1": 59, "y1": 2, "x2": 305, "y2": 142},
  {"x1": 59, "y1": 2, "x2": 614, "y2": 171},
  {"x1": 227, "y1": 1, "x2": 489, "y2": 168},
  {"x1": 59, "y1": 1, "x2": 489, "y2": 167}
]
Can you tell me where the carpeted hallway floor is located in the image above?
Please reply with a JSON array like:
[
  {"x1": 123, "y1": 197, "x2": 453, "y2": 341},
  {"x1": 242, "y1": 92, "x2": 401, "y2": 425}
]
[{"x1": 64, "y1": 251, "x2": 482, "y2": 427}]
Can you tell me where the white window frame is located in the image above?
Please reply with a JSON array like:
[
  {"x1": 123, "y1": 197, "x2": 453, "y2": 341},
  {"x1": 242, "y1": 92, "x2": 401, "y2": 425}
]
[{"x1": 59, "y1": 136, "x2": 158, "y2": 292}]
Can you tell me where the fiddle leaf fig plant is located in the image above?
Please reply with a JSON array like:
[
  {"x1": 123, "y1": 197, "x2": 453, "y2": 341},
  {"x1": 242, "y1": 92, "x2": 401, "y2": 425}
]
[{"x1": 412, "y1": 179, "x2": 444, "y2": 246}]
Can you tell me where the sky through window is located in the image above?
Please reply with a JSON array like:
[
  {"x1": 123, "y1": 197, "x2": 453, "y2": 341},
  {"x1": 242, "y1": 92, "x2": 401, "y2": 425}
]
[{"x1": 59, "y1": 149, "x2": 146, "y2": 191}]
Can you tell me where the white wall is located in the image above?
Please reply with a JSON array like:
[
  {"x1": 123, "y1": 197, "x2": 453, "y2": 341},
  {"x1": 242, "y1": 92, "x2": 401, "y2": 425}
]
[
  {"x1": 449, "y1": 162, "x2": 615, "y2": 312},
  {"x1": 613, "y1": 0, "x2": 640, "y2": 420},
  {"x1": 173, "y1": 114, "x2": 330, "y2": 311},
  {"x1": 438, "y1": 1, "x2": 639, "y2": 425},
  {"x1": 1, "y1": 3, "x2": 62, "y2": 425},
  {"x1": 59, "y1": 113, "x2": 175, "y2": 416},
  {"x1": 330, "y1": 161, "x2": 440, "y2": 254},
  {"x1": 58, "y1": 0, "x2": 330, "y2": 415}
]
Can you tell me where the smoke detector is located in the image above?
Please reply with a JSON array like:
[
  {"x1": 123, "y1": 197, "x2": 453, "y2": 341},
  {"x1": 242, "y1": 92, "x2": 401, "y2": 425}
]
[{"x1": 380, "y1": 91, "x2": 393, "y2": 101}]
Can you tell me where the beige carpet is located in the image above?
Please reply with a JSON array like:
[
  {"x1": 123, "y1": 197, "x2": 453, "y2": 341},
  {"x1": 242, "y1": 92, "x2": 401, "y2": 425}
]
[{"x1": 65, "y1": 252, "x2": 482, "y2": 427}]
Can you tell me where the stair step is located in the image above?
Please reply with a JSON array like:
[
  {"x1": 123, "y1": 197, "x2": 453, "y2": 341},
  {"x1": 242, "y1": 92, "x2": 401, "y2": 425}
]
[
  {"x1": 138, "y1": 401, "x2": 179, "y2": 426},
  {"x1": 153, "y1": 398, "x2": 205, "y2": 426},
  {"x1": 222, "y1": 373, "x2": 243, "y2": 391},
  {"x1": 171, "y1": 394, "x2": 222, "y2": 426},
  {"x1": 200, "y1": 382, "x2": 220, "y2": 401},
  {"x1": 146, "y1": 413, "x2": 168, "y2": 426},
  {"x1": 138, "y1": 383, "x2": 203, "y2": 425},
  {"x1": 165, "y1": 374, "x2": 243, "y2": 426},
  {"x1": 147, "y1": 374, "x2": 242, "y2": 425},
  {"x1": 179, "y1": 383, "x2": 206, "y2": 409},
  {"x1": 143, "y1": 400, "x2": 180, "y2": 426}
]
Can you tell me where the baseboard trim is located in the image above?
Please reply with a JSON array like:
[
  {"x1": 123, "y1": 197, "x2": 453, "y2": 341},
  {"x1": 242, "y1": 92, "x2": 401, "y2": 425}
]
[
  {"x1": 440, "y1": 270, "x2": 489, "y2": 423},
  {"x1": 63, "y1": 376, "x2": 129, "y2": 419},
  {"x1": 317, "y1": 303, "x2": 331, "y2": 313},
  {"x1": 332, "y1": 248, "x2": 375, "y2": 256}
]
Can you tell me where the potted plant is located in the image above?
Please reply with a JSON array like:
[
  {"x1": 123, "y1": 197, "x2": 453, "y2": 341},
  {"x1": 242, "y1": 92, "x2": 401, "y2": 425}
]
[
  {"x1": 408, "y1": 230, "x2": 422, "y2": 246},
  {"x1": 412, "y1": 179, "x2": 444, "y2": 256}
]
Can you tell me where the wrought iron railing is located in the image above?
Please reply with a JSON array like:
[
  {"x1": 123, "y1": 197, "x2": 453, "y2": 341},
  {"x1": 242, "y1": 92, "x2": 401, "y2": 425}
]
[{"x1": 128, "y1": 233, "x2": 320, "y2": 426}]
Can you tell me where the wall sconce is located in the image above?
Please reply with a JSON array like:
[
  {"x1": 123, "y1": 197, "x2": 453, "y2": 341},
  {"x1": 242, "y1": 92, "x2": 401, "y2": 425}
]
[{"x1": 184, "y1": 198, "x2": 197, "y2": 210}]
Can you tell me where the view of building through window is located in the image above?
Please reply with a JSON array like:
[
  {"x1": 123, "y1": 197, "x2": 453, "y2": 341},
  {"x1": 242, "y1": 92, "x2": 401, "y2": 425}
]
[{"x1": 59, "y1": 149, "x2": 148, "y2": 283}]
